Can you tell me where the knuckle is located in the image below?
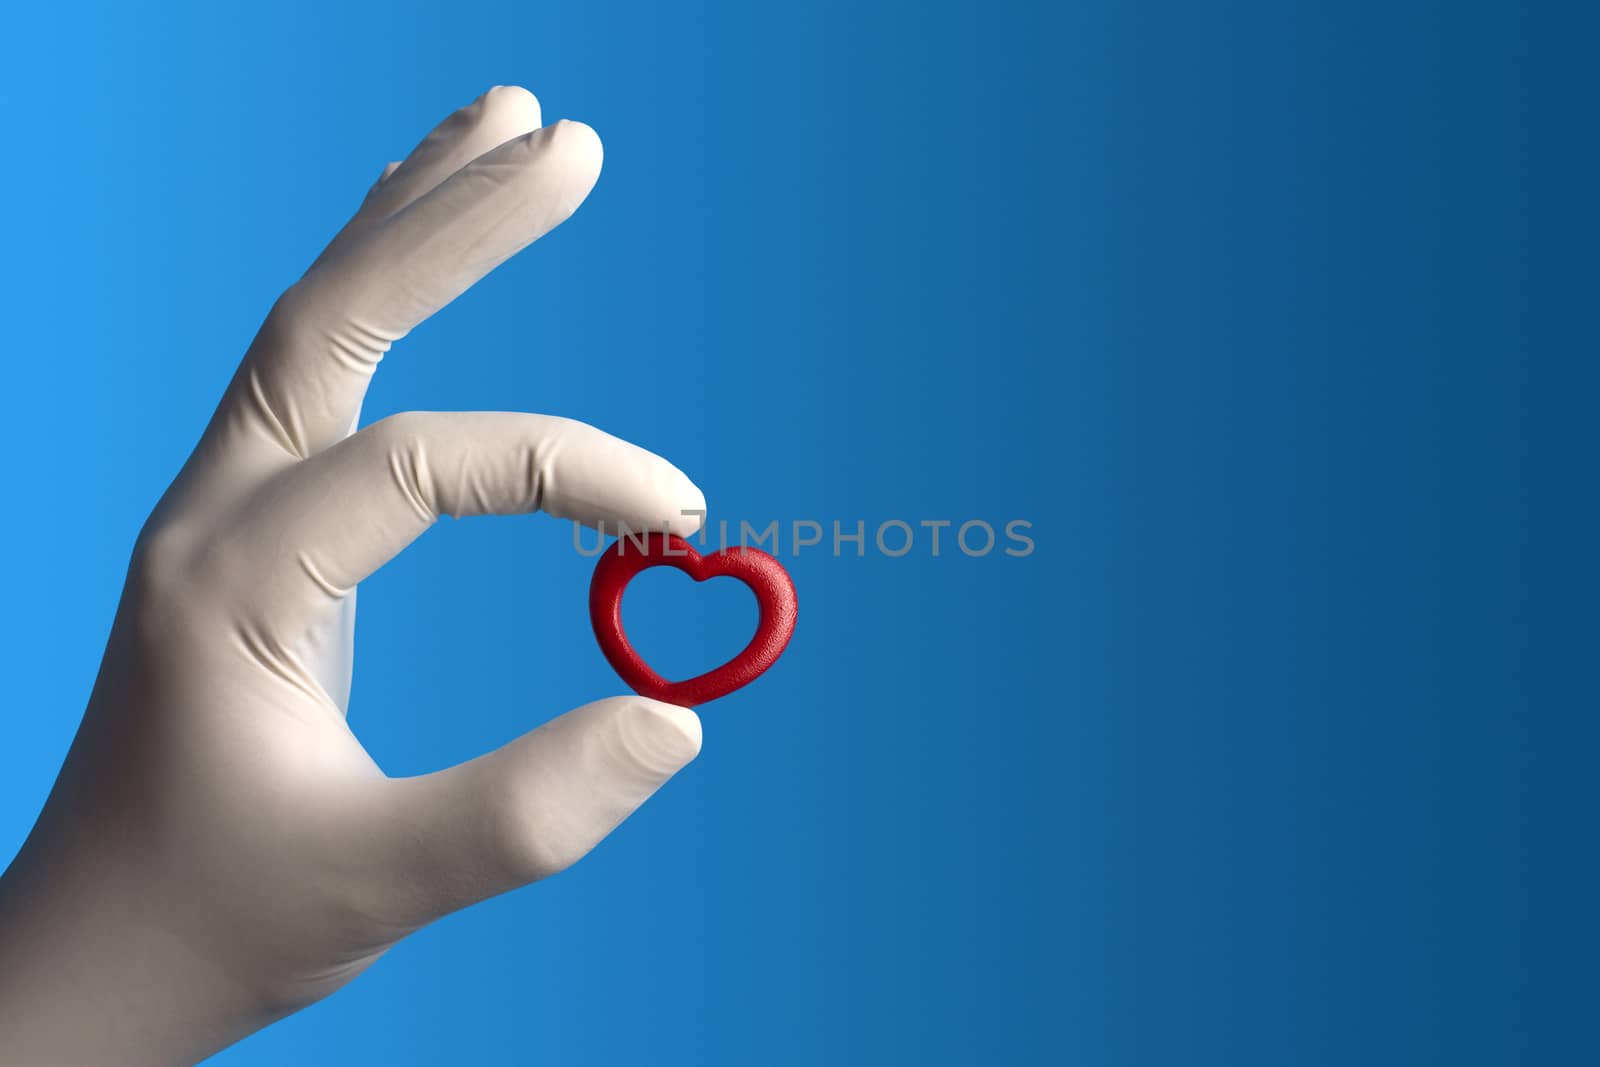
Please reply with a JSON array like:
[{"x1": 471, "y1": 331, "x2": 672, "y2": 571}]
[
  {"x1": 366, "y1": 409, "x2": 435, "y2": 441},
  {"x1": 367, "y1": 410, "x2": 437, "y2": 455},
  {"x1": 259, "y1": 278, "x2": 323, "y2": 347},
  {"x1": 270, "y1": 277, "x2": 312, "y2": 323},
  {"x1": 537, "y1": 413, "x2": 598, "y2": 452},
  {"x1": 129, "y1": 519, "x2": 188, "y2": 593},
  {"x1": 124, "y1": 519, "x2": 210, "y2": 644},
  {"x1": 367, "y1": 411, "x2": 442, "y2": 517},
  {"x1": 373, "y1": 408, "x2": 430, "y2": 435}
]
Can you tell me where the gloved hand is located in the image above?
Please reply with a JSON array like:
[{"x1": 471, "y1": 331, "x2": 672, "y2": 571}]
[{"x1": 0, "y1": 86, "x2": 706, "y2": 1066}]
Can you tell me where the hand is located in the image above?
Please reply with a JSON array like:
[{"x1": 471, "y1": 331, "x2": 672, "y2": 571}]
[{"x1": 0, "y1": 86, "x2": 706, "y2": 1067}]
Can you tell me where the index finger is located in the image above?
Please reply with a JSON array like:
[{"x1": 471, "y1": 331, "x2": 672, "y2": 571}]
[{"x1": 206, "y1": 115, "x2": 603, "y2": 469}]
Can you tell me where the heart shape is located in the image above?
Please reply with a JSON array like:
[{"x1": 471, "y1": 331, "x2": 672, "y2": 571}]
[{"x1": 589, "y1": 533, "x2": 798, "y2": 707}]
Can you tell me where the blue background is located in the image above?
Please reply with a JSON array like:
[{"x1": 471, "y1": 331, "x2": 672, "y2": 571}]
[{"x1": 2, "y1": 1, "x2": 1595, "y2": 1063}]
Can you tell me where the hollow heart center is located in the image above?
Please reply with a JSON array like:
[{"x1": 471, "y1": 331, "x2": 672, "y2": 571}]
[
  {"x1": 620, "y1": 568, "x2": 760, "y2": 682},
  {"x1": 589, "y1": 533, "x2": 797, "y2": 707}
]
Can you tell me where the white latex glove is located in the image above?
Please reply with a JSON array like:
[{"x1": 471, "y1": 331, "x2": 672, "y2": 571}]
[{"x1": 0, "y1": 86, "x2": 707, "y2": 1066}]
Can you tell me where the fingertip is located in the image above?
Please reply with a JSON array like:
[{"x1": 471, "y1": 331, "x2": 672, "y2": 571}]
[
  {"x1": 665, "y1": 468, "x2": 708, "y2": 538},
  {"x1": 483, "y1": 84, "x2": 537, "y2": 107},
  {"x1": 614, "y1": 697, "x2": 703, "y2": 776},
  {"x1": 547, "y1": 118, "x2": 604, "y2": 183},
  {"x1": 478, "y1": 84, "x2": 542, "y2": 129}
]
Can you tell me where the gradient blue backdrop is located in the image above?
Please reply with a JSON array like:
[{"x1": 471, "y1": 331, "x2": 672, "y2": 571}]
[{"x1": 1, "y1": 1, "x2": 1594, "y2": 1064}]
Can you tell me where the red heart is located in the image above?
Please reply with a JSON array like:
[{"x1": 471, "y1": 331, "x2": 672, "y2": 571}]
[{"x1": 589, "y1": 533, "x2": 798, "y2": 707}]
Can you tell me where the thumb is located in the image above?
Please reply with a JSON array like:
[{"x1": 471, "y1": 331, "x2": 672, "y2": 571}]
[{"x1": 377, "y1": 696, "x2": 701, "y2": 928}]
